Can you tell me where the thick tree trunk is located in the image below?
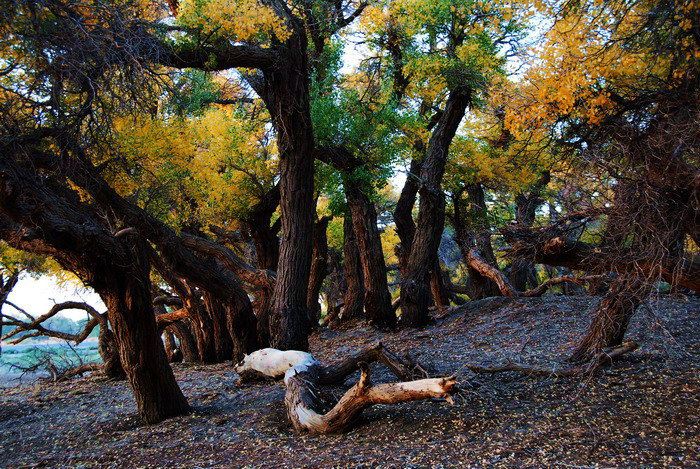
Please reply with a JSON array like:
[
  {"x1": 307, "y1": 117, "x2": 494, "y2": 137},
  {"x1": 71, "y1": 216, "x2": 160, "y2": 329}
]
[
  {"x1": 263, "y1": 30, "x2": 316, "y2": 351},
  {"x1": 345, "y1": 181, "x2": 396, "y2": 328},
  {"x1": 400, "y1": 88, "x2": 470, "y2": 327},
  {"x1": 0, "y1": 154, "x2": 190, "y2": 424},
  {"x1": 341, "y1": 215, "x2": 365, "y2": 320},
  {"x1": 101, "y1": 238, "x2": 191, "y2": 424},
  {"x1": 307, "y1": 216, "x2": 331, "y2": 328},
  {"x1": 569, "y1": 278, "x2": 649, "y2": 362}
]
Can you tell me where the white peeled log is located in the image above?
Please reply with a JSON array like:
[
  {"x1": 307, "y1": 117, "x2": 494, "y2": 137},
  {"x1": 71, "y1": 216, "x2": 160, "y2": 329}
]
[
  {"x1": 237, "y1": 342, "x2": 458, "y2": 434},
  {"x1": 234, "y1": 348, "x2": 318, "y2": 380}
]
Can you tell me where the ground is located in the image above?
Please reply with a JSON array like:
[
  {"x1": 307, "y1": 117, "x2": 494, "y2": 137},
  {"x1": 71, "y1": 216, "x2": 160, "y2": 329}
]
[{"x1": 1, "y1": 295, "x2": 698, "y2": 468}]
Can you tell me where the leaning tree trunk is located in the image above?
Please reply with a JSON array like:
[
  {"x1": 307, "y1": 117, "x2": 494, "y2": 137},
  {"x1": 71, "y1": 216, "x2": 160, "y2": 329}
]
[
  {"x1": 341, "y1": 215, "x2": 365, "y2": 321},
  {"x1": 167, "y1": 320, "x2": 199, "y2": 363},
  {"x1": 569, "y1": 278, "x2": 649, "y2": 362},
  {"x1": 0, "y1": 153, "x2": 190, "y2": 425},
  {"x1": 101, "y1": 237, "x2": 191, "y2": 424},
  {"x1": 307, "y1": 216, "x2": 331, "y2": 328},
  {"x1": 345, "y1": 180, "x2": 396, "y2": 328},
  {"x1": 401, "y1": 88, "x2": 470, "y2": 326},
  {"x1": 238, "y1": 342, "x2": 457, "y2": 434},
  {"x1": 264, "y1": 28, "x2": 316, "y2": 351}
]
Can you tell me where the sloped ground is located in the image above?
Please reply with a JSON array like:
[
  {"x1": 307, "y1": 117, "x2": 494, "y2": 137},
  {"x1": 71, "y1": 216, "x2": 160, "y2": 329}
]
[{"x1": 1, "y1": 295, "x2": 698, "y2": 468}]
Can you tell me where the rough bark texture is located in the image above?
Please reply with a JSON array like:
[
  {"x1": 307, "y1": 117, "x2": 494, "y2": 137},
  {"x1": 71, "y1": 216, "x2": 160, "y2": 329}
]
[
  {"x1": 509, "y1": 172, "x2": 550, "y2": 291},
  {"x1": 0, "y1": 153, "x2": 190, "y2": 424},
  {"x1": 345, "y1": 181, "x2": 396, "y2": 328},
  {"x1": 569, "y1": 279, "x2": 649, "y2": 363},
  {"x1": 400, "y1": 88, "x2": 471, "y2": 327},
  {"x1": 341, "y1": 215, "x2": 365, "y2": 321},
  {"x1": 167, "y1": 320, "x2": 199, "y2": 363},
  {"x1": 100, "y1": 237, "x2": 191, "y2": 424},
  {"x1": 98, "y1": 324, "x2": 125, "y2": 379},
  {"x1": 450, "y1": 184, "x2": 505, "y2": 300},
  {"x1": 262, "y1": 23, "x2": 316, "y2": 351}
]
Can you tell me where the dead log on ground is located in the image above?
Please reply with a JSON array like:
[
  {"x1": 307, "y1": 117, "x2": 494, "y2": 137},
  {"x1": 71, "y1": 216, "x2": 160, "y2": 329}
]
[{"x1": 238, "y1": 342, "x2": 457, "y2": 433}]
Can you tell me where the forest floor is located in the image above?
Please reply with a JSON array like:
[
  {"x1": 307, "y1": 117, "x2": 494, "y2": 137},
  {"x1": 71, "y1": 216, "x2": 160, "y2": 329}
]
[{"x1": 1, "y1": 295, "x2": 698, "y2": 468}]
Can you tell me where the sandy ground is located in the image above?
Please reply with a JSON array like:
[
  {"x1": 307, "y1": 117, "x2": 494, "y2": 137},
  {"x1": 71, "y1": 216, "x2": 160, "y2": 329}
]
[{"x1": 1, "y1": 295, "x2": 698, "y2": 468}]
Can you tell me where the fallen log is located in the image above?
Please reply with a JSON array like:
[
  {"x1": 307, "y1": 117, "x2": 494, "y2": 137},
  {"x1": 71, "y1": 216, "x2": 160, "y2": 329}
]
[
  {"x1": 285, "y1": 363, "x2": 457, "y2": 434},
  {"x1": 236, "y1": 343, "x2": 457, "y2": 434}
]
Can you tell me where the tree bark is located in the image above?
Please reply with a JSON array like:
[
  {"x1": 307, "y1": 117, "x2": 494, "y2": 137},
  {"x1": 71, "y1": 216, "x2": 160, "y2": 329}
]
[
  {"x1": 393, "y1": 158, "x2": 421, "y2": 278},
  {"x1": 0, "y1": 272, "x2": 19, "y2": 356},
  {"x1": 167, "y1": 320, "x2": 199, "y2": 363},
  {"x1": 101, "y1": 237, "x2": 191, "y2": 424},
  {"x1": 262, "y1": 24, "x2": 316, "y2": 351},
  {"x1": 345, "y1": 180, "x2": 396, "y2": 328},
  {"x1": 569, "y1": 278, "x2": 649, "y2": 362},
  {"x1": 0, "y1": 154, "x2": 190, "y2": 424},
  {"x1": 400, "y1": 88, "x2": 471, "y2": 327},
  {"x1": 307, "y1": 216, "x2": 332, "y2": 328},
  {"x1": 98, "y1": 325, "x2": 125, "y2": 379},
  {"x1": 283, "y1": 344, "x2": 455, "y2": 434},
  {"x1": 509, "y1": 172, "x2": 550, "y2": 291},
  {"x1": 341, "y1": 215, "x2": 364, "y2": 320}
]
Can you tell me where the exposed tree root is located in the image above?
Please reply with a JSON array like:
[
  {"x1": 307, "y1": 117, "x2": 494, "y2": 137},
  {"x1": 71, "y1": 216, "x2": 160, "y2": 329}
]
[{"x1": 465, "y1": 341, "x2": 638, "y2": 377}]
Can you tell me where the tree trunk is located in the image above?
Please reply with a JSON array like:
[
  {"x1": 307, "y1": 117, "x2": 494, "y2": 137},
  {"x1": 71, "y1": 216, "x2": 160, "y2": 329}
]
[
  {"x1": 307, "y1": 216, "x2": 331, "y2": 328},
  {"x1": 451, "y1": 184, "x2": 502, "y2": 300},
  {"x1": 394, "y1": 158, "x2": 421, "y2": 278},
  {"x1": 0, "y1": 272, "x2": 19, "y2": 356},
  {"x1": 429, "y1": 259, "x2": 450, "y2": 307},
  {"x1": 98, "y1": 325, "x2": 126, "y2": 379},
  {"x1": 509, "y1": 172, "x2": 550, "y2": 291},
  {"x1": 341, "y1": 215, "x2": 365, "y2": 320},
  {"x1": 569, "y1": 278, "x2": 649, "y2": 362},
  {"x1": 100, "y1": 238, "x2": 191, "y2": 424},
  {"x1": 345, "y1": 181, "x2": 396, "y2": 328},
  {"x1": 202, "y1": 291, "x2": 235, "y2": 361},
  {"x1": 264, "y1": 29, "x2": 316, "y2": 351},
  {"x1": 0, "y1": 153, "x2": 190, "y2": 424},
  {"x1": 163, "y1": 330, "x2": 183, "y2": 363},
  {"x1": 167, "y1": 320, "x2": 199, "y2": 363},
  {"x1": 400, "y1": 88, "x2": 470, "y2": 327},
  {"x1": 323, "y1": 247, "x2": 345, "y2": 321}
]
